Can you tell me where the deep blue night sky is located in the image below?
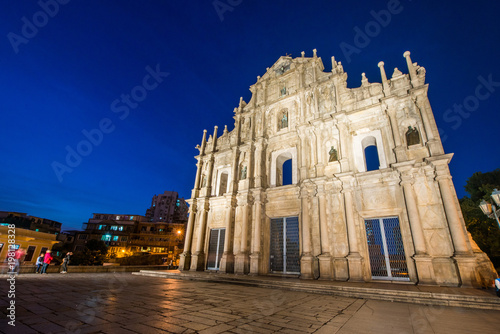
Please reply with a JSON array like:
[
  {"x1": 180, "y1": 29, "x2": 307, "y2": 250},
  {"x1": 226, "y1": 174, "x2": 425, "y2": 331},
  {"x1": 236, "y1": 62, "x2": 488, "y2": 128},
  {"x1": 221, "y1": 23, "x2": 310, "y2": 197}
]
[{"x1": 1, "y1": 1, "x2": 499, "y2": 231}]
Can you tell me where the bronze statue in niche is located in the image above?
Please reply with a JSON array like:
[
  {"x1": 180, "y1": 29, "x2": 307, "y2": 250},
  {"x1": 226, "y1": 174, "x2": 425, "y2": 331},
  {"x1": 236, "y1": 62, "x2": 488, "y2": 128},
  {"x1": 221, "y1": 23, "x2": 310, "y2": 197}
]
[
  {"x1": 329, "y1": 146, "x2": 338, "y2": 162},
  {"x1": 406, "y1": 126, "x2": 420, "y2": 146}
]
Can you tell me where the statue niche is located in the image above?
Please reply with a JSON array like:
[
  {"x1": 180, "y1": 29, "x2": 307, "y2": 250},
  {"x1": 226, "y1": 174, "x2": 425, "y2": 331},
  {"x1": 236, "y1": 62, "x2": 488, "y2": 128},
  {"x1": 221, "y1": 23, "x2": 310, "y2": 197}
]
[
  {"x1": 406, "y1": 126, "x2": 420, "y2": 146},
  {"x1": 279, "y1": 110, "x2": 288, "y2": 130},
  {"x1": 328, "y1": 146, "x2": 338, "y2": 162}
]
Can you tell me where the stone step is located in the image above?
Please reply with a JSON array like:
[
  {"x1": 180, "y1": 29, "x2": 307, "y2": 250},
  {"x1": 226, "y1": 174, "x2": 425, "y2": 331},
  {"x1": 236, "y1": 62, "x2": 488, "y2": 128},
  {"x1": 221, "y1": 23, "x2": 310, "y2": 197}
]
[{"x1": 133, "y1": 270, "x2": 500, "y2": 310}]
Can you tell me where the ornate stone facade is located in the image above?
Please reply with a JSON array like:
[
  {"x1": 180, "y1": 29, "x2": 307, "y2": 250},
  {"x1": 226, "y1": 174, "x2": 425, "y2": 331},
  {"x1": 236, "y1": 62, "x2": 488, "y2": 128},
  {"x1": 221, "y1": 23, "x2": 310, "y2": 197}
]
[{"x1": 180, "y1": 50, "x2": 496, "y2": 287}]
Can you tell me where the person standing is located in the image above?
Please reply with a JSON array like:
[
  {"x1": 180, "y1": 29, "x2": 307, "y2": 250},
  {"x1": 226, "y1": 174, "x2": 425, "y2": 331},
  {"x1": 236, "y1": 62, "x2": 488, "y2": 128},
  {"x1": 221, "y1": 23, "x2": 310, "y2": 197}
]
[
  {"x1": 60, "y1": 252, "x2": 72, "y2": 274},
  {"x1": 40, "y1": 250, "x2": 53, "y2": 274},
  {"x1": 13, "y1": 247, "x2": 25, "y2": 275},
  {"x1": 35, "y1": 253, "x2": 45, "y2": 273}
]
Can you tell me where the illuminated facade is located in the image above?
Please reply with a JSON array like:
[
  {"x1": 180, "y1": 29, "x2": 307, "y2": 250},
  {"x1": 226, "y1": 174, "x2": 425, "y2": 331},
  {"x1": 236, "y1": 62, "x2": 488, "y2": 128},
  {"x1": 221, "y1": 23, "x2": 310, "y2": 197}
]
[{"x1": 180, "y1": 50, "x2": 496, "y2": 287}]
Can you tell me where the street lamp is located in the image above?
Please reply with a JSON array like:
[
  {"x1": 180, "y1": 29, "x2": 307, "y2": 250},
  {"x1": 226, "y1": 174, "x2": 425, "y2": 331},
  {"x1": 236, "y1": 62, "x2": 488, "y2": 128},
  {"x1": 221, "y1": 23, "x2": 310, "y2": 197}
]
[{"x1": 479, "y1": 188, "x2": 500, "y2": 229}]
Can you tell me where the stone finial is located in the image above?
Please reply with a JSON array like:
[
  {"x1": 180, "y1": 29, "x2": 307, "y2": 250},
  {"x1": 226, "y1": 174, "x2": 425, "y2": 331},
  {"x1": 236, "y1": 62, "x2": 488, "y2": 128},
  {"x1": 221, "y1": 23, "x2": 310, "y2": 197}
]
[
  {"x1": 378, "y1": 61, "x2": 390, "y2": 96},
  {"x1": 313, "y1": 49, "x2": 317, "y2": 57},
  {"x1": 266, "y1": 67, "x2": 269, "y2": 71},
  {"x1": 239, "y1": 96, "x2": 243, "y2": 107},
  {"x1": 200, "y1": 129, "x2": 208, "y2": 155},
  {"x1": 301, "y1": 51, "x2": 305, "y2": 57},
  {"x1": 331, "y1": 56, "x2": 337, "y2": 71},
  {"x1": 403, "y1": 50, "x2": 419, "y2": 87},
  {"x1": 257, "y1": 75, "x2": 261, "y2": 80},
  {"x1": 361, "y1": 72, "x2": 369, "y2": 86},
  {"x1": 223, "y1": 125, "x2": 228, "y2": 135}
]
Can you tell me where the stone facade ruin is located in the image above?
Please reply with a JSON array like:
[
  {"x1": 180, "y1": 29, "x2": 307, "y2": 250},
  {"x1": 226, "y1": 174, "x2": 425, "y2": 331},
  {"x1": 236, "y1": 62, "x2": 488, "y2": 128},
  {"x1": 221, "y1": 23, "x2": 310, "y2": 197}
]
[{"x1": 179, "y1": 50, "x2": 496, "y2": 287}]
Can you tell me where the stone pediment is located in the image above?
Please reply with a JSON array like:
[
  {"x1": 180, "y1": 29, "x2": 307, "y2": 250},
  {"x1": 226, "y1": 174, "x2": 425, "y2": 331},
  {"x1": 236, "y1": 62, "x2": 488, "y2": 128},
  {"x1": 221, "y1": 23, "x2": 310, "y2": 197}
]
[{"x1": 259, "y1": 56, "x2": 294, "y2": 81}]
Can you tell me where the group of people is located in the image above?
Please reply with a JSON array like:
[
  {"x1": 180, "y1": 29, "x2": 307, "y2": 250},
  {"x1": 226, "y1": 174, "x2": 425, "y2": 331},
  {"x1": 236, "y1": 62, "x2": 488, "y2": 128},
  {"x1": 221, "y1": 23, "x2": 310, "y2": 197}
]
[
  {"x1": 0, "y1": 248, "x2": 73, "y2": 275},
  {"x1": 35, "y1": 251, "x2": 73, "y2": 274}
]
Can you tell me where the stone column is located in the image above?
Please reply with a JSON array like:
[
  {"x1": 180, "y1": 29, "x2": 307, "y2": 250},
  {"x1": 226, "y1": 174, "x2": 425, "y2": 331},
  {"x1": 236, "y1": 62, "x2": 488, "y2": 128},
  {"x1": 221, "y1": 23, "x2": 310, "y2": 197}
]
[
  {"x1": 179, "y1": 200, "x2": 196, "y2": 271},
  {"x1": 250, "y1": 192, "x2": 263, "y2": 275},
  {"x1": 190, "y1": 204, "x2": 208, "y2": 271},
  {"x1": 229, "y1": 147, "x2": 239, "y2": 193},
  {"x1": 385, "y1": 106, "x2": 407, "y2": 162},
  {"x1": 399, "y1": 167, "x2": 435, "y2": 284},
  {"x1": 300, "y1": 183, "x2": 315, "y2": 279},
  {"x1": 341, "y1": 177, "x2": 363, "y2": 281},
  {"x1": 335, "y1": 117, "x2": 350, "y2": 172},
  {"x1": 235, "y1": 200, "x2": 250, "y2": 274},
  {"x1": 429, "y1": 156, "x2": 479, "y2": 287},
  {"x1": 297, "y1": 126, "x2": 308, "y2": 180},
  {"x1": 415, "y1": 95, "x2": 444, "y2": 156},
  {"x1": 219, "y1": 197, "x2": 235, "y2": 273},
  {"x1": 254, "y1": 139, "x2": 263, "y2": 188},
  {"x1": 317, "y1": 182, "x2": 333, "y2": 280}
]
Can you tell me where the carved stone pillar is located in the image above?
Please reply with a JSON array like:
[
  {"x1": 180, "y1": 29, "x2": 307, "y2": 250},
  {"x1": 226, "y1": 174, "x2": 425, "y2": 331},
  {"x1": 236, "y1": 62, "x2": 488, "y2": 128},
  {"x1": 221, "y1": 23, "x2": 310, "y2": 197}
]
[
  {"x1": 179, "y1": 200, "x2": 196, "y2": 271},
  {"x1": 415, "y1": 95, "x2": 444, "y2": 156},
  {"x1": 398, "y1": 164, "x2": 434, "y2": 284},
  {"x1": 300, "y1": 182, "x2": 316, "y2": 279},
  {"x1": 235, "y1": 198, "x2": 251, "y2": 274},
  {"x1": 428, "y1": 156, "x2": 479, "y2": 287},
  {"x1": 190, "y1": 204, "x2": 208, "y2": 271},
  {"x1": 254, "y1": 139, "x2": 263, "y2": 188},
  {"x1": 385, "y1": 105, "x2": 407, "y2": 162},
  {"x1": 317, "y1": 182, "x2": 333, "y2": 280},
  {"x1": 335, "y1": 117, "x2": 350, "y2": 172},
  {"x1": 250, "y1": 192, "x2": 263, "y2": 275},
  {"x1": 219, "y1": 197, "x2": 235, "y2": 273},
  {"x1": 340, "y1": 176, "x2": 363, "y2": 281}
]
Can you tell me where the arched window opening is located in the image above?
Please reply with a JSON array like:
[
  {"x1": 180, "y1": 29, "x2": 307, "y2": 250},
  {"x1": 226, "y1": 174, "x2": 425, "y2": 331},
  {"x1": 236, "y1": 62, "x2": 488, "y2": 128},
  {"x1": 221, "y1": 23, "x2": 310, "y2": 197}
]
[
  {"x1": 362, "y1": 136, "x2": 380, "y2": 172},
  {"x1": 219, "y1": 172, "x2": 228, "y2": 196},
  {"x1": 275, "y1": 153, "x2": 293, "y2": 187},
  {"x1": 364, "y1": 146, "x2": 380, "y2": 171},
  {"x1": 282, "y1": 159, "x2": 293, "y2": 186}
]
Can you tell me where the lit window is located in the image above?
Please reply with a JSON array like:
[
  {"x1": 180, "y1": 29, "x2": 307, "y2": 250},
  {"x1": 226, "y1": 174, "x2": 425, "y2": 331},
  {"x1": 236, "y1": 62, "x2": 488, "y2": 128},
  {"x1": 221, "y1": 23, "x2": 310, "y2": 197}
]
[
  {"x1": 101, "y1": 235, "x2": 111, "y2": 242},
  {"x1": 99, "y1": 225, "x2": 103, "y2": 230},
  {"x1": 113, "y1": 236, "x2": 119, "y2": 241},
  {"x1": 119, "y1": 226, "x2": 124, "y2": 231},
  {"x1": 116, "y1": 216, "x2": 121, "y2": 220},
  {"x1": 111, "y1": 226, "x2": 118, "y2": 231}
]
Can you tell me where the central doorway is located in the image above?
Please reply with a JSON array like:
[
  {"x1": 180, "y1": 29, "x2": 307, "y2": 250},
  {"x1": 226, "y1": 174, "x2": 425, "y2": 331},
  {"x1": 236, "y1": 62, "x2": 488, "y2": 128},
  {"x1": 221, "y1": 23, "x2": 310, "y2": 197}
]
[
  {"x1": 269, "y1": 216, "x2": 300, "y2": 274},
  {"x1": 365, "y1": 217, "x2": 409, "y2": 281},
  {"x1": 207, "y1": 228, "x2": 225, "y2": 270}
]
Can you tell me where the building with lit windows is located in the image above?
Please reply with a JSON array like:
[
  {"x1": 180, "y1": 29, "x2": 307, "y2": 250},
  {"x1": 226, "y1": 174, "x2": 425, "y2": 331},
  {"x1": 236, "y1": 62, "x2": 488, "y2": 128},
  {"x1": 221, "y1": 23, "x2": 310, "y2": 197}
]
[
  {"x1": 180, "y1": 50, "x2": 496, "y2": 287},
  {"x1": 145, "y1": 191, "x2": 188, "y2": 224},
  {"x1": 76, "y1": 212, "x2": 186, "y2": 260}
]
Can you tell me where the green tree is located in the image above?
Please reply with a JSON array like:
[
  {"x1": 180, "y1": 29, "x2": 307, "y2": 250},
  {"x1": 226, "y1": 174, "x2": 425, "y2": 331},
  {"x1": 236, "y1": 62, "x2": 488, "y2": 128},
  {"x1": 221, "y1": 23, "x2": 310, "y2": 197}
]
[{"x1": 460, "y1": 169, "x2": 500, "y2": 270}]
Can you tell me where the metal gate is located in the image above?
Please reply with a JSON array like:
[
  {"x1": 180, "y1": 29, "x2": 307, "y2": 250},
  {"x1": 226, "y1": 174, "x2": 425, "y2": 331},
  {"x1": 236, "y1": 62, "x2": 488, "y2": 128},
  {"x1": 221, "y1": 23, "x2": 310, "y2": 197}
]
[
  {"x1": 270, "y1": 217, "x2": 300, "y2": 274},
  {"x1": 207, "y1": 228, "x2": 225, "y2": 270},
  {"x1": 365, "y1": 217, "x2": 409, "y2": 281}
]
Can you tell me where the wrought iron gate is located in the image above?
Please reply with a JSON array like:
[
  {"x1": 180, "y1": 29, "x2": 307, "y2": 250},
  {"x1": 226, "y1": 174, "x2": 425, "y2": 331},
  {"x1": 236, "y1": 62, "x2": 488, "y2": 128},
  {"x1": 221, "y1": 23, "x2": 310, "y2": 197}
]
[
  {"x1": 270, "y1": 217, "x2": 300, "y2": 274},
  {"x1": 207, "y1": 228, "x2": 225, "y2": 270},
  {"x1": 365, "y1": 217, "x2": 409, "y2": 281}
]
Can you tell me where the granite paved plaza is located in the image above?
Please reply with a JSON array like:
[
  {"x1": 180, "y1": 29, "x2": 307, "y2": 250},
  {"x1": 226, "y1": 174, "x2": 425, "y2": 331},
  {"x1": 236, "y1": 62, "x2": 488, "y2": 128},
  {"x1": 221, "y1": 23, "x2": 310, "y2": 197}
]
[{"x1": 1, "y1": 273, "x2": 499, "y2": 334}]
